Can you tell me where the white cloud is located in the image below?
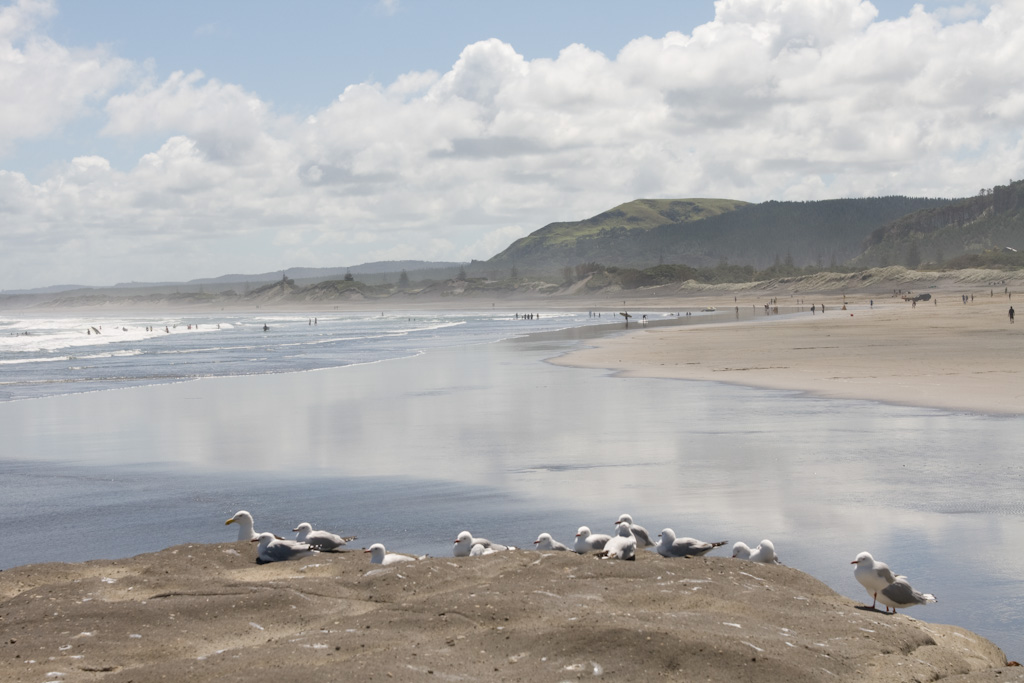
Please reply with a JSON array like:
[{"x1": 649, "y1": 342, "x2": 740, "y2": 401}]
[
  {"x1": 103, "y1": 70, "x2": 276, "y2": 163},
  {"x1": 0, "y1": 0, "x2": 131, "y2": 153},
  {"x1": 0, "y1": 0, "x2": 53, "y2": 40},
  {"x1": 2, "y1": 0, "x2": 1024, "y2": 289}
]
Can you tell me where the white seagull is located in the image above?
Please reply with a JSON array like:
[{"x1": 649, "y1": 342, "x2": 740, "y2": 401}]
[
  {"x1": 533, "y1": 533, "x2": 569, "y2": 551},
  {"x1": 852, "y1": 551, "x2": 935, "y2": 613},
  {"x1": 365, "y1": 543, "x2": 416, "y2": 565},
  {"x1": 733, "y1": 539, "x2": 780, "y2": 564},
  {"x1": 656, "y1": 528, "x2": 727, "y2": 558},
  {"x1": 292, "y1": 522, "x2": 356, "y2": 552},
  {"x1": 615, "y1": 513, "x2": 655, "y2": 547},
  {"x1": 732, "y1": 541, "x2": 753, "y2": 560},
  {"x1": 573, "y1": 526, "x2": 611, "y2": 554},
  {"x1": 252, "y1": 532, "x2": 318, "y2": 564},
  {"x1": 597, "y1": 522, "x2": 637, "y2": 560},
  {"x1": 851, "y1": 551, "x2": 898, "y2": 610},
  {"x1": 453, "y1": 531, "x2": 509, "y2": 557},
  {"x1": 225, "y1": 510, "x2": 260, "y2": 541}
]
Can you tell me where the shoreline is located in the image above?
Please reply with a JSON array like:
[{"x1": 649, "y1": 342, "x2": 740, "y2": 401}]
[{"x1": 552, "y1": 294, "x2": 1023, "y2": 416}]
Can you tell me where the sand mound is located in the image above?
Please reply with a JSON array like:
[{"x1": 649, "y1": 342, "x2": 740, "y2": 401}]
[{"x1": 0, "y1": 542, "x2": 1015, "y2": 682}]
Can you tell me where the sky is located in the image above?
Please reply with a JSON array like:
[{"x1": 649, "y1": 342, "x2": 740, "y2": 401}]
[{"x1": 0, "y1": 0, "x2": 1020, "y2": 290}]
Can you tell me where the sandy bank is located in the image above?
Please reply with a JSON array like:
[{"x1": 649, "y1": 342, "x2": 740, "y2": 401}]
[
  {"x1": 0, "y1": 542, "x2": 1017, "y2": 682},
  {"x1": 554, "y1": 293, "x2": 1023, "y2": 416}
]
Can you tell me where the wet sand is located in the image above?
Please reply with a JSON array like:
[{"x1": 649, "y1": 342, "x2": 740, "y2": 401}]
[
  {"x1": 0, "y1": 542, "x2": 1016, "y2": 682},
  {"x1": 554, "y1": 294, "x2": 1024, "y2": 416}
]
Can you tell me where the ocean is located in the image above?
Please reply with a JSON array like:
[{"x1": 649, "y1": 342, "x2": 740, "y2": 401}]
[{"x1": 1, "y1": 308, "x2": 1022, "y2": 660}]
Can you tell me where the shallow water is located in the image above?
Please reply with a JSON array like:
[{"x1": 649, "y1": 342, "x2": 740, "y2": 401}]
[{"x1": 1, "y1": 311, "x2": 1022, "y2": 660}]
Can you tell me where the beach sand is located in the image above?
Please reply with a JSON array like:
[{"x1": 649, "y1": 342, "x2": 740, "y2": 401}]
[
  {"x1": 0, "y1": 542, "x2": 1016, "y2": 682},
  {"x1": 554, "y1": 293, "x2": 1023, "y2": 416}
]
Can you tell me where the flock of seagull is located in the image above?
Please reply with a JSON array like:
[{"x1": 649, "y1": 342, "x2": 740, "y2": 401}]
[{"x1": 225, "y1": 510, "x2": 937, "y2": 613}]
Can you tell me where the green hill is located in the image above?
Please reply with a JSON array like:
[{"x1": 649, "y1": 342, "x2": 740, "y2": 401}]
[
  {"x1": 491, "y1": 198, "x2": 748, "y2": 261},
  {"x1": 488, "y1": 196, "x2": 953, "y2": 275}
]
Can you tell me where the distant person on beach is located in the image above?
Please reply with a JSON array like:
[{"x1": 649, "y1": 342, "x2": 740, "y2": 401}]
[{"x1": 1010, "y1": 306, "x2": 1015, "y2": 323}]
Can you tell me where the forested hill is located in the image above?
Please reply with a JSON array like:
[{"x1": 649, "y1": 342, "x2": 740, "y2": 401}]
[
  {"x1": 488, "y1": 196, "x2": 953, "y2": 274},
  {"x1": 854, "y1": 180, "x2": 1024, "y2": 268}
]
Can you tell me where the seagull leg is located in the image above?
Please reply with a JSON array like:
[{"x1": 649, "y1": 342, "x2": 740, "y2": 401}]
[{"x1": 871, "y1": 593, "x2": 877, "y2": 609}]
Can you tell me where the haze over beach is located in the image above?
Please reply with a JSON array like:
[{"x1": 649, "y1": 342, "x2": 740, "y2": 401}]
[{"x1": 3, "y1": 1, "x2": 1024, "y2": 681}]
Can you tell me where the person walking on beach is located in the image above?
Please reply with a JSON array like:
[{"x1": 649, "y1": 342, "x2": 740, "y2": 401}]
[{"x1": 1010, "y1": 306, "x2": 1015, "y2": 323}]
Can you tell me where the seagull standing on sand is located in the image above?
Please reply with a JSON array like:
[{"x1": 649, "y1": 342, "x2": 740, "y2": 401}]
[
  {"x1": 533, "y1": 533, "x2": 569, "y2": 551},
  {"x1": 365, "y1": 543, "x2": 416, "y2": 565},
  {"x1": 574, "y1": 526, "x2": 611, "y2": 554},
  {"x1": 597, "y1": 522, "x2": 637, "y2": 560},
  {"x1": 252, "y1": 532, "x2": 318, "y2": 564},
  {"x1": 615, "y1": 514, "x2": 655, "y2": 547},
  {"x1": 292, "y1": 522, "x2": 356, "y2": 552},
  {"x1": 656, "y1": 528, "x2": 728, "y2": 558},
  {"x1": 733, "y1": 539, "x2": 781, "y2": 564},
  {"x1": 852, "y1": 550, "x2": 936, "y2": 613},
  {"x1": 453, "y1": 531, "x2": 509, "y2": 557},
  {"x1": 225, "y1": 510, "x2": 260, "y2": 541},
  {"x1": 851, "y1": 551, "x2": 898, "y2": 610}
]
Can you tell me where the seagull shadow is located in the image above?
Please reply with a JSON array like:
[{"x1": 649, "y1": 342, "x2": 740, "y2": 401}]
[{"x1": 854, "y1": 605, "x2": 895, "y2": 615}]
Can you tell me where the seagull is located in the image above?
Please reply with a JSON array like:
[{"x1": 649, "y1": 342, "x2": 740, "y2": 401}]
[
  {"x1": 252, "y1": 532, "x2": 317, "y2": 564},
  {"x1": 749, "y1": 539, "x2": 781, "y2": 564},
  {"x1": 533, "y1": 533, "x2": 569, "y2": 551},
  {"x1": 732, "y1": 541, "x2": 753, "y2": 560},
  {"x1": 292, "y1": 522, "x2": 356, "y2": 552},
  {"x1": 225, "y1": 510, "x2": 260, "y2": 541},
  {"x1": 365, "y1": 543, "x2": 416, "y2": 565},
  {"x1": 453, "y1": 531, "x2": 509, "y2": 557},
  {"x1": 574, "y1": 526, "x2": 611, "y2": 554},
  {"x1": 469, "y1": 543, "x2": 494, "y2": 556},
  {"x1": 656, "y1": 528, "x2": 728, "y2": 558},
  {"x1": 597, "y1": 522, "x2": 637, "y2": 560},
  {"x1": 733, "y1": 539, "x2": 780, "y2": 564},
  {"x1": 876, "y1": 576, "x2": 937, "y2": 613},
  {"x1": 615, "y1": 513, "x2": 655, "y2": 547},
  {"x1": 851, "y1": 551, "x2": 899, "y2": 610}
]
